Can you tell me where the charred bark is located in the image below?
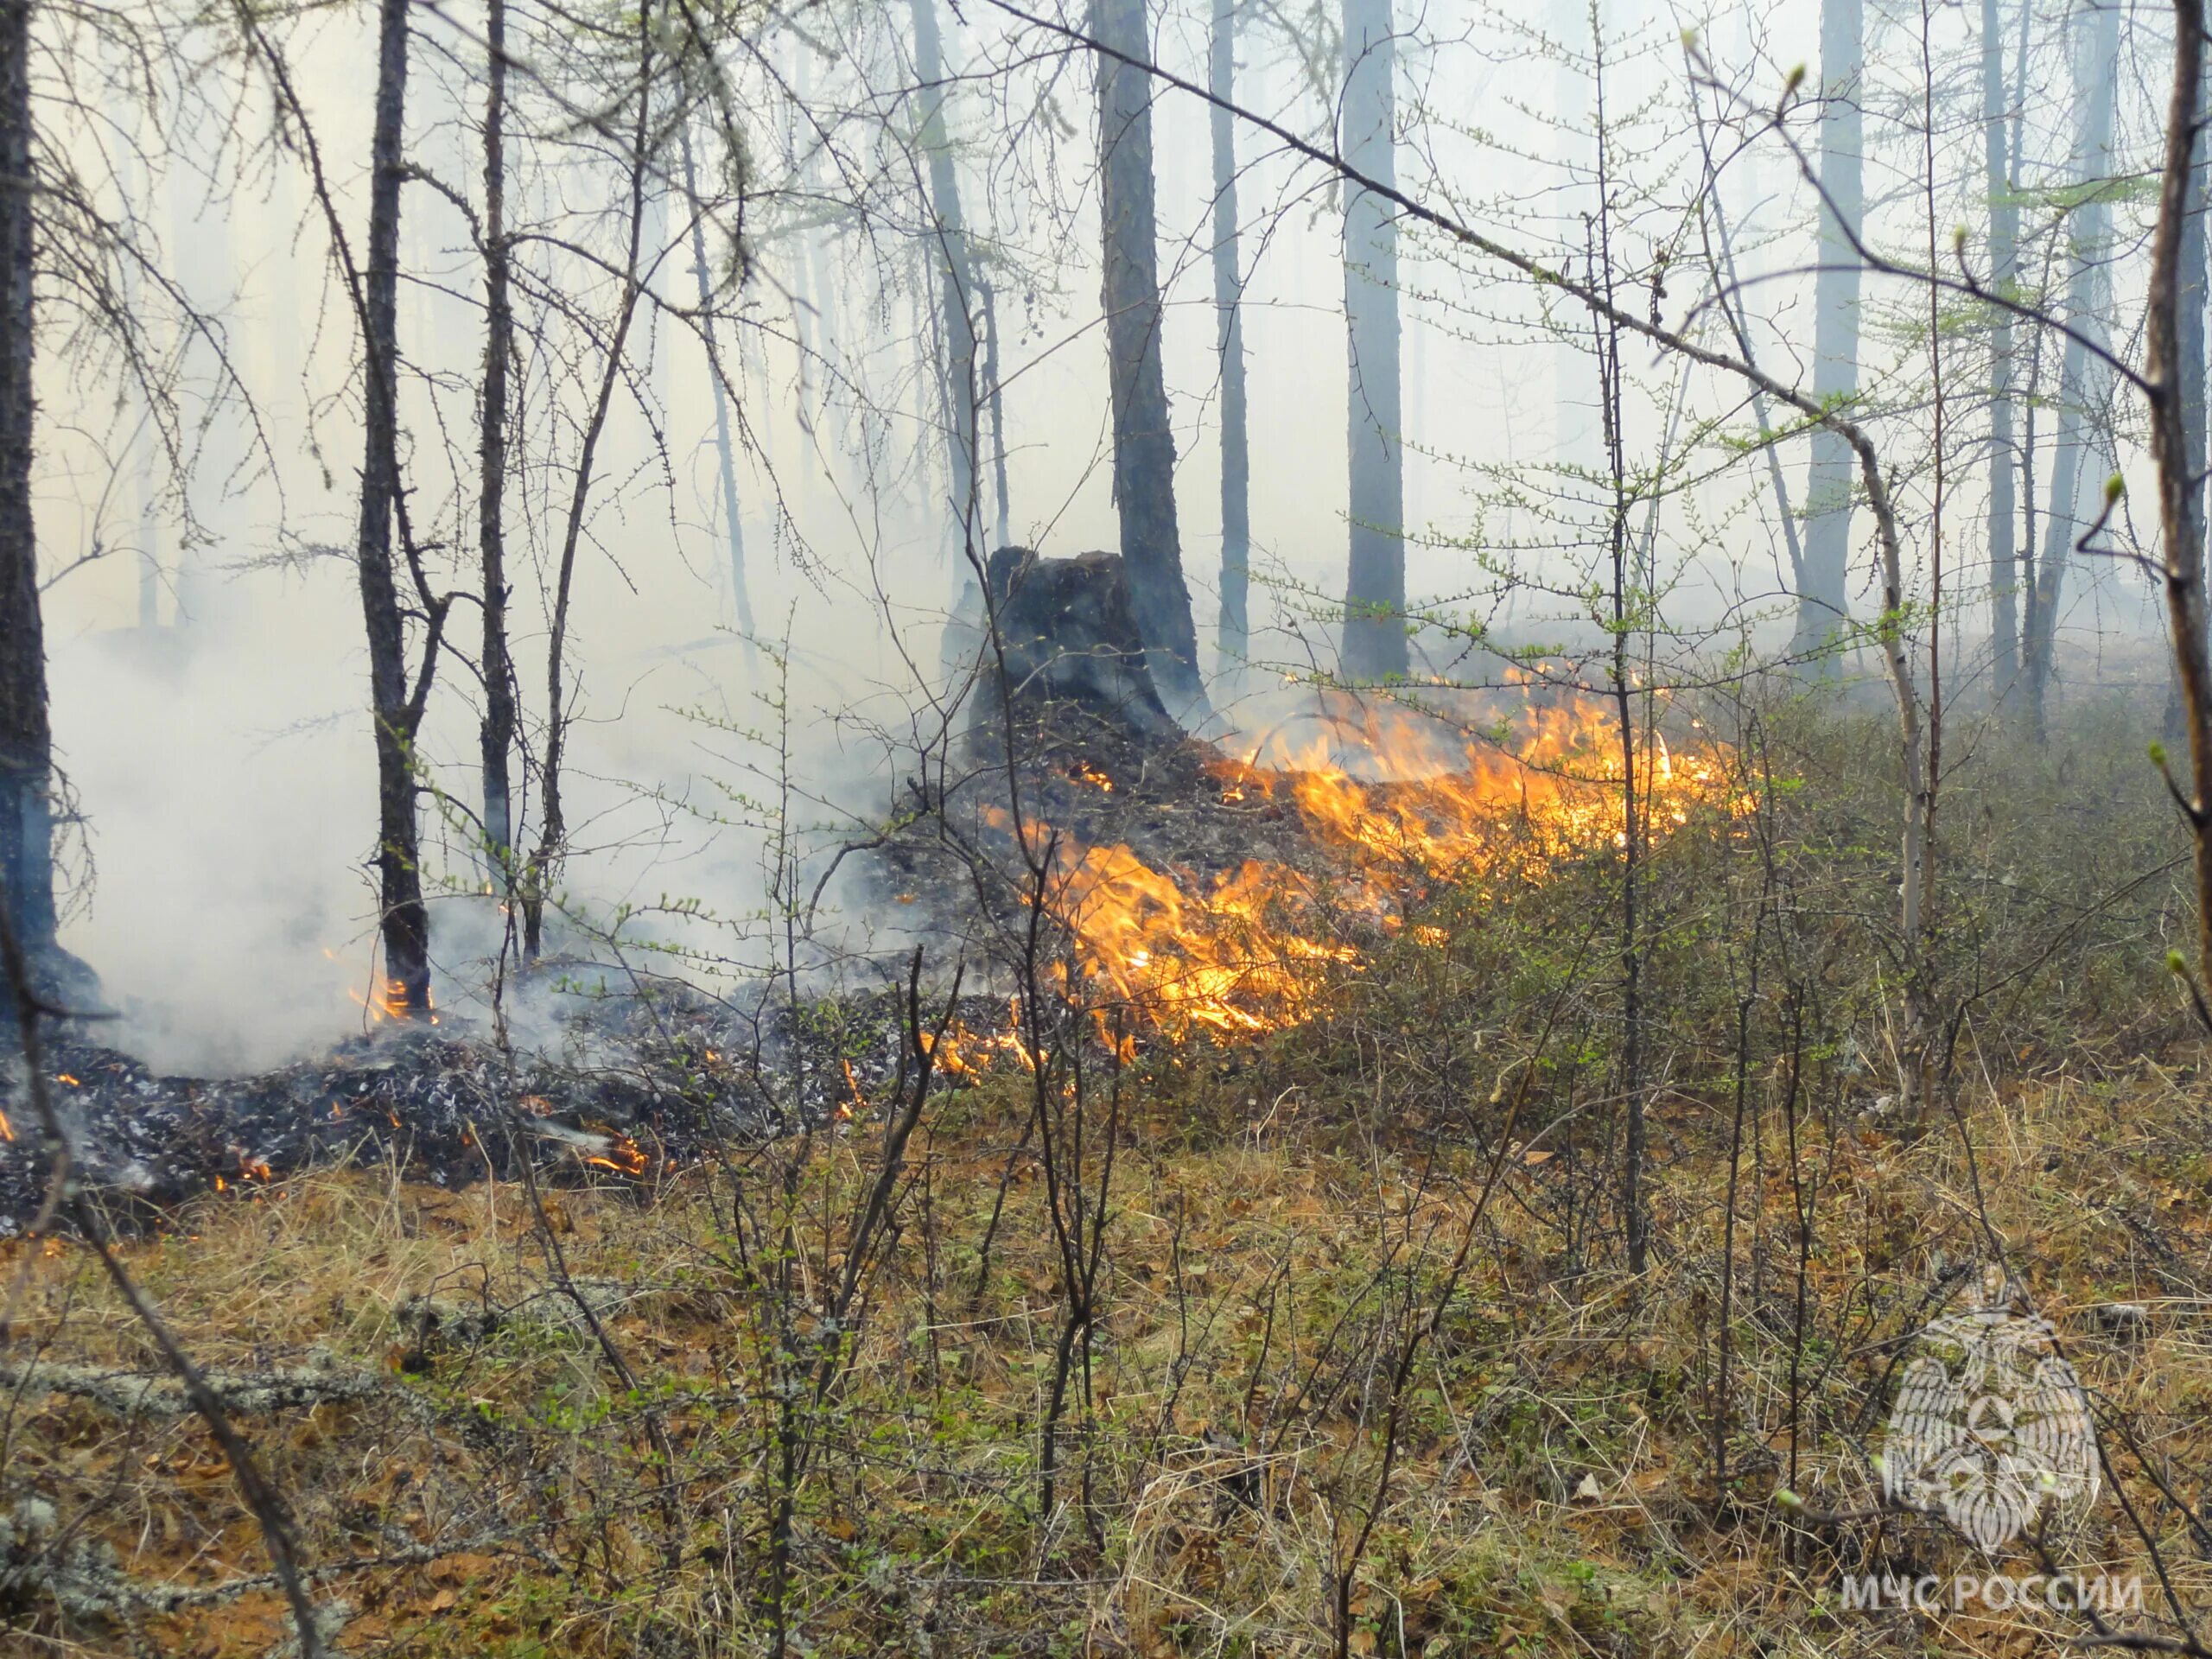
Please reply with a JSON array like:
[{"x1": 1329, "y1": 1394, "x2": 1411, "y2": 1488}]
[
  {"x1": 479, "y1": 0, "x2": 517, "y2": 887},
  {"x1": 356, "y1": 0, "x2": 431, "y2": 1017},
  {"x1": 967, "y1": 545, "x2": 1182, "y2": 749},
  {"x1": 1339, "y1": 0, "x2": 1406, "y2": 684},
  {"x1": 0, "y1": 0, "x2": 73, "y2": 1005},
  {"x1": 1090, "y1": 0, "x2": 1205, "y2": 717}
]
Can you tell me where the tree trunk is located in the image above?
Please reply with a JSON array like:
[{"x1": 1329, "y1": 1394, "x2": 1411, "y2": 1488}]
[
  {"x1": 1792, "y1": 0, "x2": 1862, "y2": 660},
  {"x1": 0, "y1": 0, "x2": 60, "y2": 988},
  {"x1": 2170, "y1": 29, "x2": 2209, "y2": 747},
  {"x1": 356, "y1": 0, "x2": 431, "y2": 1017},
  {"x1": 1339, "y1": 0, "x2": 1405, "y2": 683},
  {"x1": 2148, "y1": 0, "x2": 2212, "y2": 1004},
  {"x1": 681, "y1": 121, "x2": 753, "y2": 641},
  {"x1": 1090, "y1": 0, "x2": 1206, "y2": 715},
  {"x1": 1984, "y1": 0, "x2": 2021, "y2": 699},
  {"x1": 107, "y1": 64, "x2": 161, "y2": 632},
  {"x1": 910, "y1": 0, "x2": 982, "y2": 563},
  {"x1": 1552, "y1": 0, "x2": 1599, "y2": 477},
  {"x1": 980, "y1": 275, "x2": 1012, "y2": 548},
  {"x1": 1211, "y1": 0, "x2": 1250, "y2": 674},
  {"x1": 2024, "y1": 0, "x2": 2120, "y2": 734},
  {"x1": 479, "y1": 0, "x2": 517, "y2": 887}
]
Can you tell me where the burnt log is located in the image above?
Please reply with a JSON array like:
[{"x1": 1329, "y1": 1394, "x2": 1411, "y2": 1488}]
[{"x1": 966, "y1": 546, "x2": 1183, "y2": 748}]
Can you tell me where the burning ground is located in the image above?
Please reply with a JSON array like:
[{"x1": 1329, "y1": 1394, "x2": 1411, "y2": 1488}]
[
  {"x1": 2, "y1": 682, "x2": 1731, "y2": 1239},
  {"x1": 4, "y1": 691, "x2": 2204, "y2": 1656},
  {"x1": 880, "y1": 682, "x2": 1736, "y2": 1041},
  {"x1": 0, "y1": 986, "x2": 1030, "y2": 1238}
]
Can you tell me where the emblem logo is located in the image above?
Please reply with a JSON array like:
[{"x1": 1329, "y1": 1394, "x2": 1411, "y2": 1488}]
[{"x1": 1881, "y1": 1263, "x2": 2098, "y2": 1553}]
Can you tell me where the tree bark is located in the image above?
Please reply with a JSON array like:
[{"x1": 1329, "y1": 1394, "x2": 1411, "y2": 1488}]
[
  {"x1": 2024, "y1": 0, "x2": 2120, "y2": 734},
  {"x1": 1552, "y1": 0, "x2": 1600, "y2": 476},
  {"x1": 681, "y1": 121, "x2": 753, "y2": 641},
  {"x1": 479, "y1": 0, "x2": 517, "y2": 887},
  {"x1": 1211, "y1": 0, "x2": 1250, "y2": 674},
  {"x1": 981, "y1": 275, "x2": 1012, "y2": 548},
  {"x1": 1792, "y1": 0, "x2": 1862, "y2": 660},
  {"x1": 1339, "y1": 0, "x2": 1405, "y2": 683},
  {"x1": 0, "y1": 0, "x2": 59, "y2": 985},
  {"x1": 357, "y1": 0, "x2": 432, "y2": 1017},
  {"x1": 910, "y1": 0, "x2": 982, "y2": 563},
  {"x1": 1090, "y1": 0, "x2": 1206, "y2": 715},
  {"x1": 2169, "y1": 32, "x2": 2209, "y2": 747},
  {"x1": 1983, "y1": 0, "x2": 2021, "y2": 698},
  {"x1": 2150, "y1": 0, "x2": 2212, "y2": 1002}
]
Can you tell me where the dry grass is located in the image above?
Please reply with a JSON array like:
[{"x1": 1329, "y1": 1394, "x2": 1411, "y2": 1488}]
[{"x1": 2, "y1": 1054, "x2": 2211, "y2": 1657}]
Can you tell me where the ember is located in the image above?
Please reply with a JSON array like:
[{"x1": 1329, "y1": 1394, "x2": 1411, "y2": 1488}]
[{"x1": 0, "y1": 986, "x2": 1021, "y2": 1235}]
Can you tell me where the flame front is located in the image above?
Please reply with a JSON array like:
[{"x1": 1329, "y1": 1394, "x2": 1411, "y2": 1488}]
[{"x1": 950, "y1": 692, "x2": 1732, "y2": 1055}]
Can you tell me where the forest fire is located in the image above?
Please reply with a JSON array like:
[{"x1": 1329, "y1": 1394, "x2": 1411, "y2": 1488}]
[
  {"x1": 943, "y1": 691, "x2": 1735, "y2": 1053},
  {"x1": 331, "y1": 963, "x2": 441, "y2": 1027},
  {"x1": 919, "y1": 997, "x2": 1038, "y2": 1077},
  {"x1": 582, "y1": 1135, "x2": 651, "y2": 1177}
]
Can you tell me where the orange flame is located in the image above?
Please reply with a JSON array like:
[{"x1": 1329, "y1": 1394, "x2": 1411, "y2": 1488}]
[
  {"x1": 584, "y1": 1134, "x2": 649, "y2": 1177},
  {"x1": 918, "y1": 1026, "x2": 980, "y2": 1078},
  {"x1": 347, "y1": 975, "x2": 437, "y2": 1026},
  {"x1": 987, "y1": 690, "x2": 1732, "y2": 1042}
]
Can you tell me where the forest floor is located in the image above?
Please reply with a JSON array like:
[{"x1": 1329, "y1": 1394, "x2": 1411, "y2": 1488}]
[{"x1": 3, "y1": 1046, "x2": 2209, "y2": 1658}]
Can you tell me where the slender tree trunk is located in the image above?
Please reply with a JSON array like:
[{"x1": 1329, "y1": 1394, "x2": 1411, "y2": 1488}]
[
  {"x1": 0, "y1": 0, "x2": 60, "y2": 989},
  {"x1": 681, "y1": 122, "x2": 753, "y2": 641},
  {"x1": 1341, "y1": 0, "x2": 1405, "y2": 683},
  {"x1": 910, "y1": 0, "x2": 982, "y2": 562},
  {"x1": 357, "y1": 0, "x2": 431, "y2": 1017},
  {"x1": 522, "y1": 7, "x2": 656, "y2": 958},
  {"x1": 1687, "y1": 39, "x2": 1805, "y2": 595},
  {"x1": 785, "y1": 49, "x2": 818, "y2": 422},
  {"x1": 2024, "y1": 0, "x2": 2120, "y2": 734},
  {"x1": 979, "y1": 275, "x2": 1012, "y2": 547},
  {"x1": 479, "y1": 0, "x2": 517, "y2": 886},
  {"x1": 2150, "y1": 0, "x2": 2212, "y2": 1001},
  {"x1": 798, "y1": 52, "x2": 837, "y2": 451},
  {"x1": 1091, "y1": 0, "x2": 1206, "y2": 715},
  {"x1": 1793, "y1": 0, "x2": 1862, "y2": 660},
  {"x1": 1914, "y1": 0, "x2": 1948, "y2": 1109},
  {"x1": 2169, "y1": 32, "x2": 2209, "y2": 746},
  {"x1": 136, "y1": 445, "x2": 159, "y2": 628},
  {"x1": 1984, "y1": 0, "x2": 2021, "y2": 699},
  {"x1": 1211, "y1": 0, "x2": 1250, "y2": 674},
  {"x1": 108, "y1": 67, "x2": 160, "y2": 632},
  {"x1": 166, "y1": 156, "x2": 236, "y2": 630},
  {"x1": 1552, "y1": 0, "x2": 1600, "y2": 478}
]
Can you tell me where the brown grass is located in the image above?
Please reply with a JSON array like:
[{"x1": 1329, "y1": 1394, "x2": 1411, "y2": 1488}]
[{"x1": 2, "y1": 1055, "x2": 2210, "y2": 1656}]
